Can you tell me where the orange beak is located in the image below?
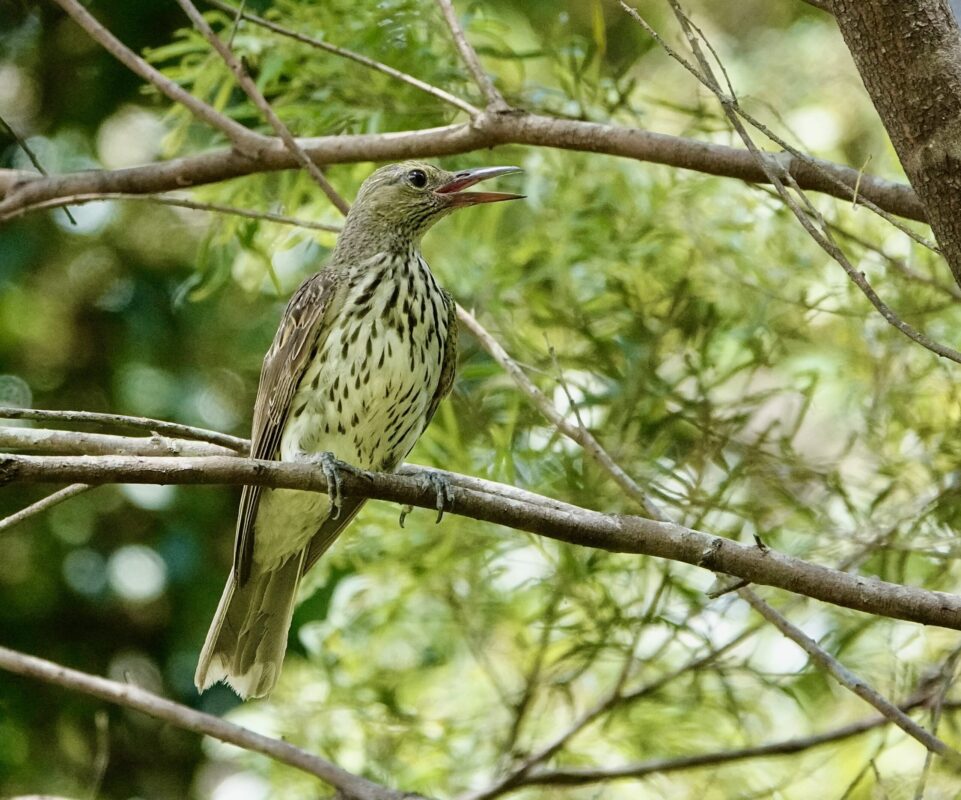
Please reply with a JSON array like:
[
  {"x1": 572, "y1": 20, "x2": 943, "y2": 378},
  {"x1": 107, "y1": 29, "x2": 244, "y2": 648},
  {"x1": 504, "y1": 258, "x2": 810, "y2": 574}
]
[{"x1": 435, "y1": 166, "x2": 525, "y2": 206}]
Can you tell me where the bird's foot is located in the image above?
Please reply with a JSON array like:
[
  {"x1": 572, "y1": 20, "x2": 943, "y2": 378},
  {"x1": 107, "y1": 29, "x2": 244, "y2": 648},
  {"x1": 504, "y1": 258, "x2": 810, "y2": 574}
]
[
  {"x1": 427, "y1": 470, "x2": 456, "y2": 523},
  {"x1": 307, "y1": 451, "x2": 356, "y2": 520},
  {"x1": 398, "y1": 471, "x2": 455, "y2": 527}
]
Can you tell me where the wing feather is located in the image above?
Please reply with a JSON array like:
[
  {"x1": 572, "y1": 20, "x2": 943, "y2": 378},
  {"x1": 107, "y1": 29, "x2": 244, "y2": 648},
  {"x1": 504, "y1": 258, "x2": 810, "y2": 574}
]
[{"x1": 234, "y1": 270, "x2": 341, "y2": 585}]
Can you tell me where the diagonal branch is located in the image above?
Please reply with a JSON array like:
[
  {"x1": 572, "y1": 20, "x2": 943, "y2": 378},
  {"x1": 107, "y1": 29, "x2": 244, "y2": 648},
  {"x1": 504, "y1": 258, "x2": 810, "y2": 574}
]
[
  {"x1": 741, "y1": 588, "x2": 961, "y2": 766},
  {"x1": 457, "y1": 306, "x2": 664, "y2": 519},
  {"x1": 202, "y1": 0, "x2": 480, "y2": 116},
  {"x1": 0, "y1": 645, "x2": 421, "y2": 800},
  {"x1": 434, "y1": 0, "x2": 509, "y2": 110},
  {"x1": 49, "y1": 0, "x2": 266, "y2": 157},
  {"x1": 173, "y1": 0, "x2": 351, "y2": 215},
  {"x1": 3, "y1": 450, "x2": 961, "y2": 630},
  {"x1": 0, "y1": 112, "x2": 77, "y2": 226},
  {"x1": 620, "y1": 2, "x2": 961, "y2": 365},
  {"x1": 0, "y1": 483, "x2": 92, "y2": 535}
]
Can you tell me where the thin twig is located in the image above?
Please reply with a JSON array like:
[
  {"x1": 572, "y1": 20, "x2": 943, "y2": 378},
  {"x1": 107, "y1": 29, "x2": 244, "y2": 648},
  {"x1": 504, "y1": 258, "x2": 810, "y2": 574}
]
[
  {"x1": 86, "y1": 710, "x2": 109, "y2": 800},
  {"x1": 434, "y1": 0, "x2": 508, "y2": 110},
  {"x1": 754, "y1": 184, "x2": 961, "y2": 301},
  {"x1": 0, "y1": 192, "x2": 342, "y2": 231},
  {"x1": 498, "y1": 703, "x2": 961, "y2": 790},
  {"x1": 0, "y1": 407, "x2": 247, "y2": 450},
  {"x1": 50, "y1": 0, "x2": 265, "y2": 157},
  {"x1": 0, "y1": 645, "x2": 416, "y2": 800},
  {"x1": 619, "y1": 1, "x2": 936, "y2": 256},
  {"x1": 740, "y1": 588, "x2": 961, "y2": 766},
  {"x1": 828, "y1": 221, "x2": 961, "y2": 301},
  {"x1": 500, "y1": 587, "x2": 563, "y2": 760},
  {"x1": 0, "y1": 112, "x2": 77, "y2": 225},
  {"x1": 0, "y1": 484, "x2": 92, "y2": 535},
  {"x1": 913, "y1": 643, "x2": 961, "y2": 800},
  {"x1": 203, "y1": 0, "x2": 480, "y2": 116},
  {"x1": 469, "y1": 616, "x2": 760, "y2": 800},
  {"x1": 174, "y1": 0, "x2": 351, "y2": 215}
]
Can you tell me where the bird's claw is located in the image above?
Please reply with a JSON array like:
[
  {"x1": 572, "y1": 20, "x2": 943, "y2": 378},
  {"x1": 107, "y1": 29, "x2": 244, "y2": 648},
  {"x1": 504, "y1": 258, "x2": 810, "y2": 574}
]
[
  {"x1": 397, "y1": 472, "x2": 454, "y2": 527},
  {"x1": 312, "y1": 451, "x2": 351, "y2": 520},
  {"x1": 423, "y1": 470, "x2": 455, "y2": 524}
]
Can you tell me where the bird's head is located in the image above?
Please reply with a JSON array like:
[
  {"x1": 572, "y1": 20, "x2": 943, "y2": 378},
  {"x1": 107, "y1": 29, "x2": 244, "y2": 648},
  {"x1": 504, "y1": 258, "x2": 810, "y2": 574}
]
[{"x1": 335, "y1": 161, "x2": 523, "y2": 258}]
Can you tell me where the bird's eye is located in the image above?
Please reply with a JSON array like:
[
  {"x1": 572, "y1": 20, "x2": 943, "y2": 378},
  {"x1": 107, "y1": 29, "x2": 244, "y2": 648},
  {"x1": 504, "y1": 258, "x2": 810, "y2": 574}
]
[{"x1": 407, "y1": 169, "x2": 428, "y2": 189}]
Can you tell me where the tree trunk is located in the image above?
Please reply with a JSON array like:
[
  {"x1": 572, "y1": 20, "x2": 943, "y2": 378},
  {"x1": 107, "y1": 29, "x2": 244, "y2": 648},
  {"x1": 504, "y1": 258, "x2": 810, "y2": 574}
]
[{"x1": 833, "y1": 0, "x2": 961, "y2": 288}]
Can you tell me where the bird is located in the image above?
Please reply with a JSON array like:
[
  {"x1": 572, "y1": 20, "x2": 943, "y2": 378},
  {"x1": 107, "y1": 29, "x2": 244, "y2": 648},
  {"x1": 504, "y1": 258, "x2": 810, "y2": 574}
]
[{"x1": 195, "y1": 161, "x2": 523, "y2": 699}]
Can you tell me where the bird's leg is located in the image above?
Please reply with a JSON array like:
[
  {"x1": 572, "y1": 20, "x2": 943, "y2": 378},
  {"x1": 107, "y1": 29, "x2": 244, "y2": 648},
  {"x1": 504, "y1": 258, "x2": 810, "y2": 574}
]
[{"x1": 304, "y1": 451, "x2": 357, "y2": 520}]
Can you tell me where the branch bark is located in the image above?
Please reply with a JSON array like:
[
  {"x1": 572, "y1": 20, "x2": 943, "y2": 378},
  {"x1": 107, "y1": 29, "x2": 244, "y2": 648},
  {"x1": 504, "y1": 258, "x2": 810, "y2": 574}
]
[
  {"x1": 0, "y1": 113, "x2": 926, "y2": 224},
  {"x1": 435, "y1": 0, "x2": 508, "y2": 110},
  {"x1": 832, "y1": 0, "x2": 961, "y2": 286},
  {"x1": 2, "y1": 450, "x2": 961, "y2": 630}
]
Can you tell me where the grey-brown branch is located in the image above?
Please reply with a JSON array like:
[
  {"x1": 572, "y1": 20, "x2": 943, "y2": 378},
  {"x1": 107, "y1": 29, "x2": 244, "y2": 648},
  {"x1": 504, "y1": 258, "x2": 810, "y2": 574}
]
[
  {"x1": 0, "y1": 113, "x2": 925, "y2": 224},
  {"x1": 1, "y1": 451, "x2": 959, "y2": 631}
]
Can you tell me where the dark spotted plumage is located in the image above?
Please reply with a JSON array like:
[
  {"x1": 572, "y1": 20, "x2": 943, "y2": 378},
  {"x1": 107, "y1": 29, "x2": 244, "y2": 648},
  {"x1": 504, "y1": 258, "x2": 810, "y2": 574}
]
[{"x1": 195, "y1": 160, "x2": 523, "y2": 699}]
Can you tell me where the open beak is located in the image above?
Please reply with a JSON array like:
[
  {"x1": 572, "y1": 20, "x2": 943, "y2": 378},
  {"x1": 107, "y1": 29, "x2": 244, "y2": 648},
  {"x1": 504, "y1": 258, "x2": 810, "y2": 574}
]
[{"x1": 435, "y1": 165, "x2": 524, "y2": 206}]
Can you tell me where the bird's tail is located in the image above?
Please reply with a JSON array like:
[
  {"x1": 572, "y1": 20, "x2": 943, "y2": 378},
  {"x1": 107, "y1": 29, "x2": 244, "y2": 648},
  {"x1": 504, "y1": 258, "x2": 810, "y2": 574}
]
[{"x1": 194, "y1": 549, "x2": 306, "y2": 700}]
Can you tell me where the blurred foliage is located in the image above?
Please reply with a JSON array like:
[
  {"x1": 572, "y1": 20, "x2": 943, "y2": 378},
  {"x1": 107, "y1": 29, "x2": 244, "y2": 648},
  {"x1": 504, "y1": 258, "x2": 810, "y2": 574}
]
[{"x1": 3, "y1": 1, "x2": 961, "y2": 799}]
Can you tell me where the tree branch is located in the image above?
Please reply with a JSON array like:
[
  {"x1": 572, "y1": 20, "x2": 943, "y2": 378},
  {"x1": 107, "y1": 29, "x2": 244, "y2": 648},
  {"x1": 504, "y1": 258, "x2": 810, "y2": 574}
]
[
  {"x1": 0, "y1": 112, "x2": 926, "y2": 224},
  {"x1": 0, "y1": 426, "x2": 240, "y2": 458},
  {"x1": 0, "y1": 192, "x2": 342, "y2": 230},
  {"x1": 0, "y1": 483, "x2": 92, "y2": 535},
  {"x1": 0, "y1": 645, "x2": 420, "y2": 800},
  {"x1": 2, "y1": 450, "x2": 961, "y2": 630},
  {"x1": 621, "y1": 2, "x2": 961, "y2": 365}
]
